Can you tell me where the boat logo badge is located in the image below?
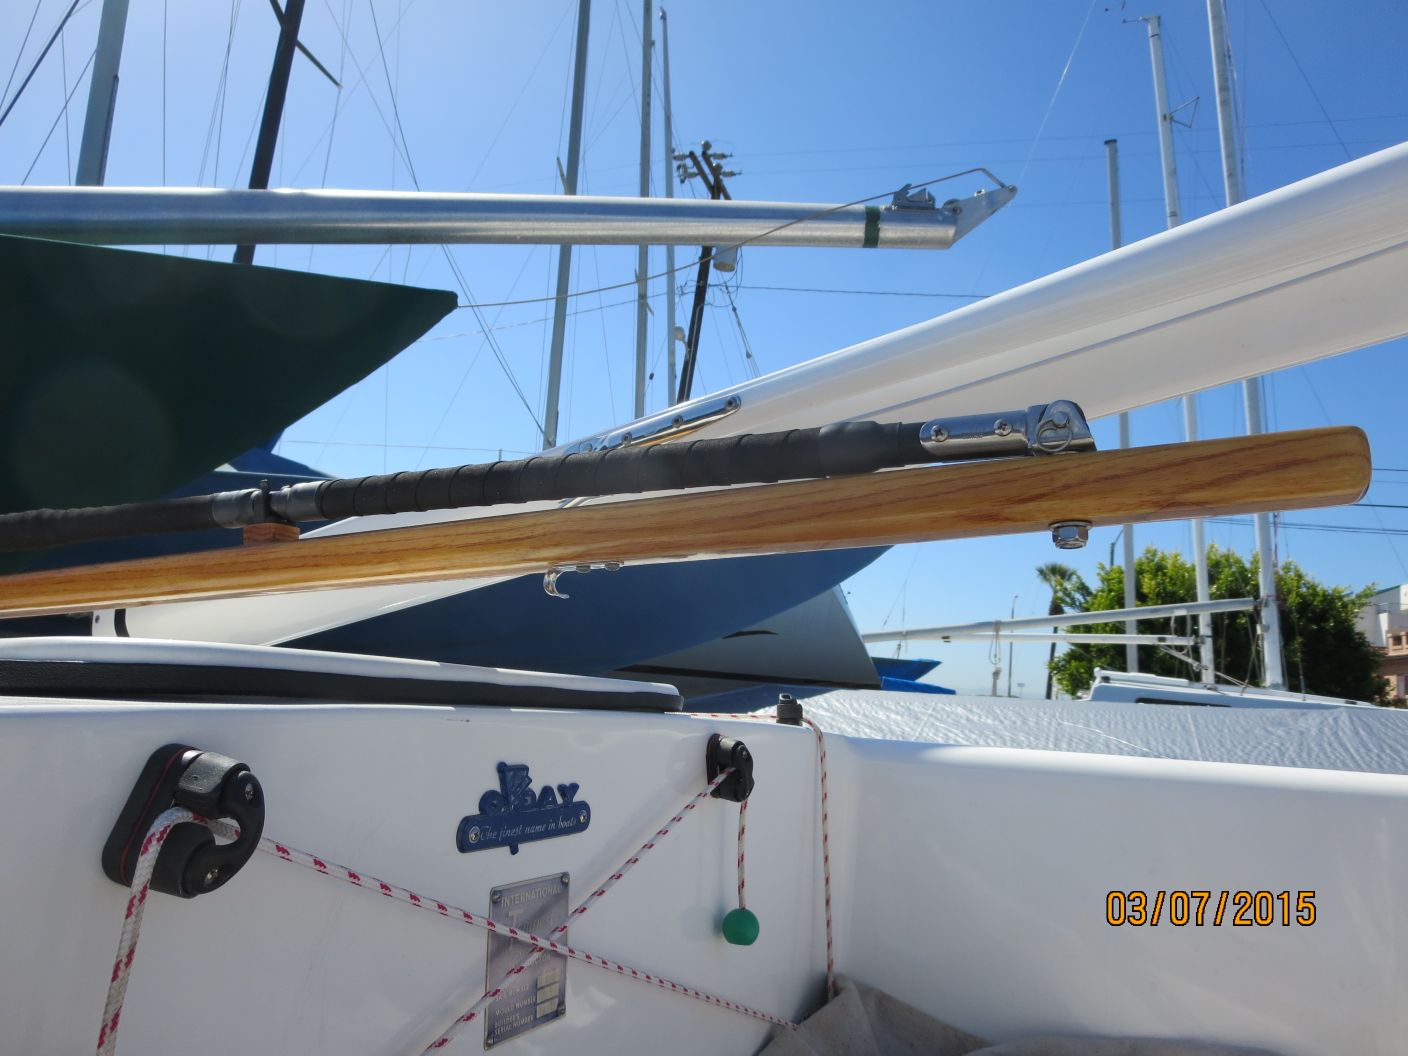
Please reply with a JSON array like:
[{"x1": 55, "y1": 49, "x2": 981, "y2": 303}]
[{"x1": 456, "y1": 762, "x2": 591, "y2": 855}]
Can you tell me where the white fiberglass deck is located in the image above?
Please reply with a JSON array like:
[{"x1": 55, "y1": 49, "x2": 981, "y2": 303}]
[{"x1": 3, "y1": 674, "x2": 1407, "y2": 1053}]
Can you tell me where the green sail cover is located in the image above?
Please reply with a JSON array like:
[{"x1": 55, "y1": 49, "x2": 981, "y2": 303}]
[{"x1": 0, "y1": 234, "x2": 457, "y2": 515}]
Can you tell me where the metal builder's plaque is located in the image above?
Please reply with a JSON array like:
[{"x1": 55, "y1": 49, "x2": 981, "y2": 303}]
[{"x1": 485, "y1": 872, "x2": 569, "y2": 1047}]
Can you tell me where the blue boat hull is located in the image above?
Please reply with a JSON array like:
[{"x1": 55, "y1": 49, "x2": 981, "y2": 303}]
[
  {"x1": 289, "y1": 547, "x2": 886, "y2": 675},
  {"x1": 8, "y1": 446, "x2": 887, "y2": 673}
]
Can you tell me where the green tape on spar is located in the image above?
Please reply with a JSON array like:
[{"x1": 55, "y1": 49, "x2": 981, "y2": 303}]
[{"x1": 862, "y1": 206, "x2": 881, "y2": 248}]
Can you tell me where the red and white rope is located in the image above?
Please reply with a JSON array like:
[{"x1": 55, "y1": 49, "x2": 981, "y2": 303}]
[
  {"x1": 255, "y1": 831, "x2": 794, "y2": 1033},
  {"x1": 421, "y1": 769, "x2": 744, "y2": 1052},
  {"x1": 736, "y1": 799, "x2": 749, "y2": 909},
  {"x1": 95, "y1": 806, "x2": 194, "y2": 1056},
  {"x1": 692, "y1": 710, "x2": 835, "y2": 999},
  {"x1": 98, "y1": 717, "x2": 834, "y2": 1052},
  {"x1": 800, "y1": 716, "x2": 835, "y2": 1000}
]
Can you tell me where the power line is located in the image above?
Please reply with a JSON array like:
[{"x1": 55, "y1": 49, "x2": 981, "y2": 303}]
[
  {"x1": 741, "y1": 115, "x2": 1408, "y2": 160},
  {"x1": 449, "y1": 166, "x2": 1005, "y2": 311},
  {"x1": 1211, "y1": 517, "x2": 1408, "y2": 538},
  {"x1": 735, "y1": 284, "x2": 989, "y2": 300}
]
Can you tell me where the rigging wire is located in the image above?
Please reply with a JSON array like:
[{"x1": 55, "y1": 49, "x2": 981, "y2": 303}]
[
  {"x1": 58, "y1": 13, "x2": 70, "y2": 178},
  {"x1": 0, "y1": 0, "x2": 82, "y2": 131},
  {"x1": 612, "y1": 0, "x2": 641, "y2": 154},
  {"x1": 721, "y1": 282, "x2": 760, "y2": 380},
  {"x1": 411, "y1": 244, "x2": 548, "y2": 469},
  {"x1": 460, "y1": 0, "x2": 573, "y2": 192},
  {"x1": 1254, "y1": 0, "x2": 1353, "y2": 160},
  {"x1": 161, "y1": 0, "x2": 167, "y2": 187},
  {"x1": 582, "y1": 0, "x2": 619, "y2": 154},
  {"x1": 286, "y1": 0, "x2": 424, "y2": 184},
  {"x1": 308, "y1": 0, "x2": 352, "y2": 270},
  {"x1": 360, "y1": 0, "x2": 542, "y2": 433},
  {"x1": 366, "y1": 0, "x2": 416, "y2": 182},
  {"x1": 1014, "y1": 0, "x2": 1099, "y2": 189},
  {"x1": 1, "y1": 0, "x2": 44, "y2": 115},
  {"x1": 19, "y1": 45, "x2": 92, "y2": 184},
  {"x1": 196, "y1": 0, "x2": 241, "y2": 189}
]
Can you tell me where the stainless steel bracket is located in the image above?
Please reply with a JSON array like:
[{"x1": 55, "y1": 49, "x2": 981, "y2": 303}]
[
  {"x1": 919, "y1": 400, "x2": 1095, "y2": 462},
  {"x1": 543, "y1": 561, "x2": 624, "y2": 600},
  {"x1": 563, "y1": 394, "x2": 742, "y2": 455}
]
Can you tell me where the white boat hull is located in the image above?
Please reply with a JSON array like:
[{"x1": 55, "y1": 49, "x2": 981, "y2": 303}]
[{"x1": 5, "y1": 689, "x2": 1406, "y2": 1053}]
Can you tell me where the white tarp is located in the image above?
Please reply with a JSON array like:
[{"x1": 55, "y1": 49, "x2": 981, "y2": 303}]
[{"x1": 713, "y1": 687, "x2": 1408, "y2": 776}]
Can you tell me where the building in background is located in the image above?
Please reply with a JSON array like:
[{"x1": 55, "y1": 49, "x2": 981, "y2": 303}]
[{"x1": 1359, "y1": 585, "x2": 1408, "y2": 698}]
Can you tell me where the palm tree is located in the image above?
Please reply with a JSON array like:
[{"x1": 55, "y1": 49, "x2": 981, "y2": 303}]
[{"x1": 1036, "y1": 562, "x2": 1085, "y2": 699}]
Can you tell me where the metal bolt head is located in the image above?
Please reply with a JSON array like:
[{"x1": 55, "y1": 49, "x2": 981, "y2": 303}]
[
  {"x1": 994, "y1": 419, "x2": 1012, "y2": 437},
  {"x1": 1049, "y1": 520, "x2": 1091, "y2": 550},
  {"x1": 560, "y1": 873, "x2": 570, "y2": 886},
  {"x1": 203, "y1": 868, "x2": 221, "y2": 887},
  {"x1": 243, "y1": 782, "x2": 256, "y2": 802},
  {"x1": 928, "y1": 424, "x2": 948, "y2": 443},
  {"x1": 491, "y1": 890, "x2": 502, "y2": 903}
]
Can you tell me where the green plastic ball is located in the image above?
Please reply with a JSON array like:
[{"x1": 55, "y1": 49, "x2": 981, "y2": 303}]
[{"x1": 721, "y1": 907, "x2": 760, "y2": 946}]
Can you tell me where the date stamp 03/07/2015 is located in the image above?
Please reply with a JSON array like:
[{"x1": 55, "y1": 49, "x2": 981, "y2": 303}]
[{"x1": 1105, "y1": 890, "x2": 1317, "y2": 927}]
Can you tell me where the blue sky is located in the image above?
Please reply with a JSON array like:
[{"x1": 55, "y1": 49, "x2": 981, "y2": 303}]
[{"x1": 2, "y1": 0, "x2": 1406, "y2": 693}]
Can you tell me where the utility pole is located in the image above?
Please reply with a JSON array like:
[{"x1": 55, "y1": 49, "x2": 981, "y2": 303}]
[
  {"x1": 659, "y1": 9, "x2": 679, "y2": 402},
  {"x1": 1006, "y1": 594, "x2": 1017, "y2": 696},
  {"x1": 542, "y1": 0, "x2": 592, "y2": 450},
  {"x1": 1207, "y1": 0, "x2": 1286, "y2": 688},
  {"x1": 634, "y1": 0, "x2": 653, "y2": 419},
  {"x1": 1106, "y1": 138, "x2": 1139, "y2": 675},
  {"x1": 75, "y1": 0, "x2": 130, "y2": 186},
  {"x1": 675, "y1": 141, "x2": 737, "y2": 404},
  {"x1": 234, "y1": 0, "x2": 308, "y2": 264},
  {"x1": 1141, "y1": 14, "x2": 1215, "y2": 684}
]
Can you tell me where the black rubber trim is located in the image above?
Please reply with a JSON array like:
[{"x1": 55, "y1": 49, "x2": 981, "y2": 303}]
[
  {"x1": 0, "y1": 659, "x2": 681, "y2": 712},
  {"x1": 622, "y1": 662, "x2": 877, "y2": 691}
]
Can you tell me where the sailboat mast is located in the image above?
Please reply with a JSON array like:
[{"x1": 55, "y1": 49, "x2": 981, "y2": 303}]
[
  {"x1": 660, "y1": 9, "x2": 678, "y2": 403},
  {"x1": 234, "y1": 0, "x2": 308, "y2": 265},
  {"x1": 1106, "y1": 137, "x2": 1139, "y2": 676},
  {"x1": 634, "y1": 0, "x2": 653, "y2": 419},
  {"x1": 542, "y1": 0, "x2": 593, "y2": 450},
  {"x1": 1142, "y1": 16, "x2": 1181, "y2": 228},
  {"x1": 1142, "y1": 14, "x2": 1215, "y2": 684},
  {"x1": 1207, "y1": 0, "x2": 1286, "y2": 688},
  {"x1": 75, "y1": 0, "x2": 130, "y2": 186}
]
